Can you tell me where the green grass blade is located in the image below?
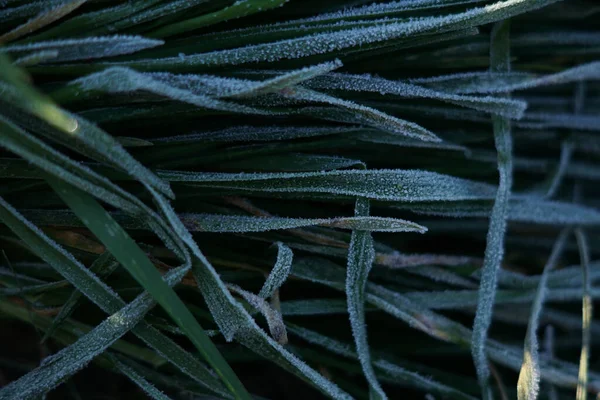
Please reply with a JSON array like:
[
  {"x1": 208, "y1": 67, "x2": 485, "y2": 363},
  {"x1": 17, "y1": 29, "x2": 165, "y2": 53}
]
[
  {"x1": 46, "y1": 177, "x2": 251, "y2": 400},
  {"x1": 0, "y1": 194, "x2": 231, "y2": 398}
]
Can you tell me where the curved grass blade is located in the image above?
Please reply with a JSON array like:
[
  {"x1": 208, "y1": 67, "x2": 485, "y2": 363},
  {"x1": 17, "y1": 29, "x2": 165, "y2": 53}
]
[
  {"x1": 346, "y1": 198, "x2": 387, "y2": 399},
  {"x1": 306, "y1": 73, "x2": 527, "y2": 119},
  {"x1": 227, "y1": 284, "x2": 288, "y2": 344},
  {"x1": 46, "y1": 177, "x2": 251, "y2": 400},
  {"x1": 471, "y1": 21, "x2": 513, "y2": 399},
  {"x1": 259, "y1": 242, "x2": 293, "y2": 299},
  {"x1": 575, "y1": 228, "x2": 592, "y2": 400},
  {"x1": 143, "y1": 185, "x2": 353, "y2": 399},
  {"x1": 284, "y1": 87, "x2": 440, "y2": 142},
  {"x1": 517, "y1": 229, "x2": 570, "y2": 400}
]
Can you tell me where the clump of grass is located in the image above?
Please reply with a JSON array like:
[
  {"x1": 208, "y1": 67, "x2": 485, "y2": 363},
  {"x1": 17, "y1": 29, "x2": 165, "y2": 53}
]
[{"x1": 0, "y1": 1, "x2": 599, "y2": 399}]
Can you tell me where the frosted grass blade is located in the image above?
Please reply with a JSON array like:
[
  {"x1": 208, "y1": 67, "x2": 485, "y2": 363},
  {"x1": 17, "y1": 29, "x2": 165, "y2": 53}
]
[
  {"x1": 3, "y1": 36, "x2": 165, "y2": 63},
  {"x1": 112, "y1": 0, "x2": 562, "y2": 71},
  {"x1": 306, "y1": 73, "x2": 527, "y2": 119},
  {"x1": 517, "y1": 229, "x2": 570, "y2": 400},
  {"x1": 472, "y1": 22, "x2": 513, "y2": 399},
  {"x1": 228, "y1": 284, "x2": 288, "y2": 344},
  {"x1": 345, "y1": 198, "x2": 387, "y2": 399},
  {"x1": 159, "y1": 169, "x2": 497, "y2": 202},
  {"x1": 42, "y1": 252, "x2": 120, "y2": 343},
  {"x1": 288, "y1": 324, "x2": 478, "y2": 400},
  {"x1": 259, "y1": 242, "x2": 293, "y2": 299},
  {"x1": 575, "y1": 228, "x2": 592, "y2": 400},
  {"x1": 0, "y1": 195, "x2": 232, "y2": 398},
  {"x1": 149, "y1": 0, "x2": 289, "y2": 38},
  {"x1": 0, "y1": 266, "x2": 188, "y2": 400},
  {"x1": 23, "y1": 209, "x2": 427, "y2": 234},
  {"x1": 284, "y1": 87, "x2": 440, "y2": 142},
  {"x1": 46, "y1": 178, "x2": 251, "y2": 399},
  {"x1": 0, "y1": 0, "x2": 86, "y2": 44}
]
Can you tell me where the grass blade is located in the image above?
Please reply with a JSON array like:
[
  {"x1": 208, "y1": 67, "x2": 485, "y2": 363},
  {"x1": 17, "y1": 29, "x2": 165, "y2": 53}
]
[
  {"x1": 471, "y1": 21, "x2": 513, "y2": 399},
  {"x1": 575, "y1": 228, "x2": 592, "y2": 400},
  {"x1": 517, "y1": 229, "x2": 570, "y2": 400},
  {"x1": 259, "y1": 242, "x2": 293, "y2": 299},
  {"x1": 346, "y1": 198, "x2": 387, "y2": 399},
  {"x1": 46, "y1": 177, "x2": 251, "y2": 400}
]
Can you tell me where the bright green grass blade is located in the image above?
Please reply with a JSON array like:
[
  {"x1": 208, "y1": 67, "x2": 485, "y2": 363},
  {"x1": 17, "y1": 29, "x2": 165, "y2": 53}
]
[
  {"x1": 45, "y1": 177, "x2": 251, "y2": 400},
  {"x1": 345, "y1": 198, "x2": 387, "y2": 399},
  {"x1": 517, "y1": 229, "x2": 570, "y2": 400},
  {"x1": 0, "y1": 194, "x2": 232, "y2": 398}
]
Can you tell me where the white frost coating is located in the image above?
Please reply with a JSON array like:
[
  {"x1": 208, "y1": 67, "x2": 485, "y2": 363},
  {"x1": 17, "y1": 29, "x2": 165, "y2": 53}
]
[
  {"x1": 287, "y1": 324, "x2": 479, "y2": 400},
  {"x1": 517, "y1": 230, "x2": 570, "y2": 400},
  {"x1": 228, "y1": 284, "x2": 288, "y2": 344},
  {"x1": 0, "y1": 266, "x2": 188, "y2": 400},
  {"x1": 119, "y1": 0, "x2": 561, "y2": 68},
  {"x1": 306, "y1": 72, "x2": 527, "y2": 118},
  {"x1": 3, "y1": 36, "x2": 164, "y2": 63},
  {"x1": 346, "y1": 198, "x2": 387, "y2": 399},
  {"x1": 517, "y1": 113, "x2": 600, "y2": 131},
  {"x1": 158, "y1": 168, "x2": 498, "y2": 202},
  {"x1": 152, "y1": 125, "x2": 364, "y2": 143},
  {"x1": 292, "y1": 257, "x2": 600, "y2": 391},
  {"x1": 259, "y1": 242, "x2": 293, "y2": 299},
  {"x1": 72, "y1": 67, "x2": 275, "y2": 115},
  {"x1": 143, "y1": 187, "x2": 352, "y2": 399},
  {"x1": 286, "y1": 87, "x2": 440, "y2": 141},
  {"x1": 410, "y1": 61, "x2": 600, "y2": 94},
  {"x1": 402, "y1": 198, "x2": 600, "y2": 226},
  {"x1": 149, "y1": 60, "x2": 341, "y2": 98},
  {"x1": 293, "y1": 0, "x2": 491, "y2": 23}
]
